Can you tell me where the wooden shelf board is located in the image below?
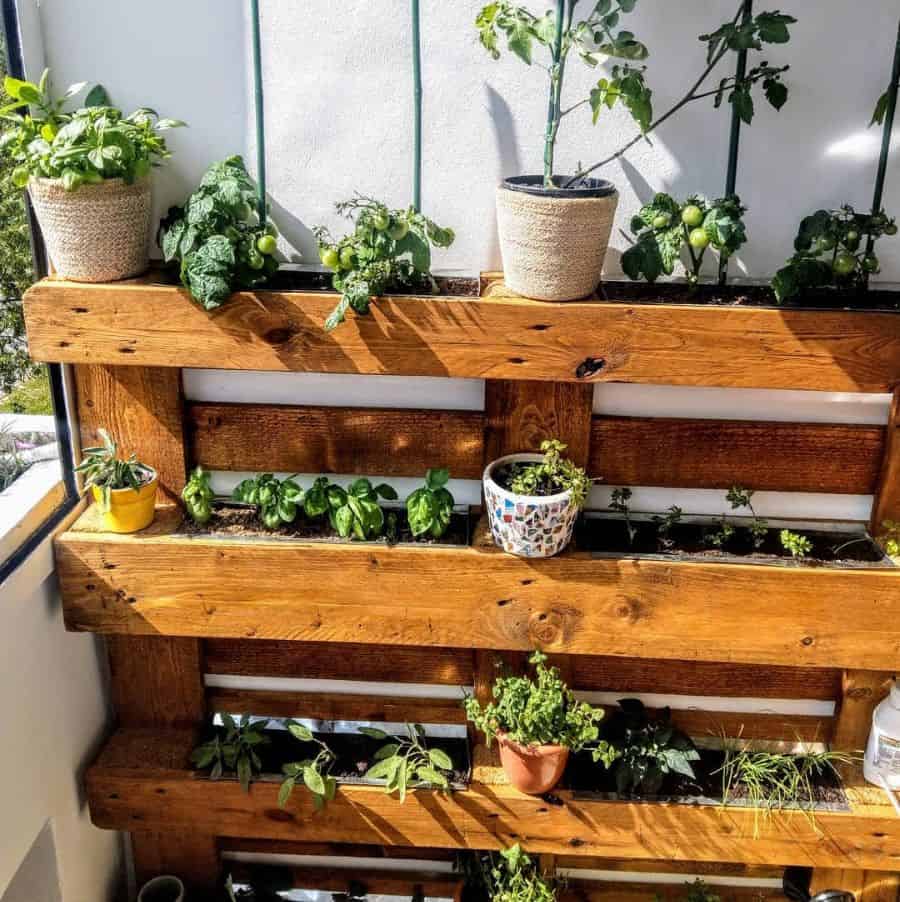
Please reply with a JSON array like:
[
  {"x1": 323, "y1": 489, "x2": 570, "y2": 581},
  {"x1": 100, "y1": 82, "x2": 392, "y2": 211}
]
[
  {"x1": 23, "y1": 273, "x2": 900, "y2": 391},
  {"x1": 86, "y1": 728, "x2": 900, "y2": 873},
  {"x1": 56, "y1": 505, "x2": 900, "y2": 670}
]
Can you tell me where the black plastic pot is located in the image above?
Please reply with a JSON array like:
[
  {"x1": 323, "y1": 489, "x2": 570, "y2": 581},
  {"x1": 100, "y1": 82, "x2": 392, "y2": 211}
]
[{"x1": 502, "y1": 173, "x2": 617, "y2": 199}]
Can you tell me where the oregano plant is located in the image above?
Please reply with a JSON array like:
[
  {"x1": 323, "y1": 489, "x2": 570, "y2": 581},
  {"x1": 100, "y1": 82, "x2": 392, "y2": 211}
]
[{"x1": 505, "y1": 439, "x2": 591, "y2": 507}]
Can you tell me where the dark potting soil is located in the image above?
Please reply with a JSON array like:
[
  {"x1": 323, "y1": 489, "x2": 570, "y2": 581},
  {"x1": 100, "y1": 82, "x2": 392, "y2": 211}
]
[
  {"x1": 575, "y1": 516, "x2": 892, "y2": 569},
  {"x1": 176, "y1": 501, "x2": 471, "y2": 547},
  {"x1": 566, "y1": 747, "x2": 849, "y2": 811},
  {"x1": 491, "y1": 463, "x2": 563, "y2": 498},
  {"x1": 597, "y1": 279, "x2": 900, "y2": 311},
  {"x1": 198, "y1": 724, "x2": 471, "y2": 790},
  {"x1": 262, "y1": 267, "x2": 481, "y2": 298}
]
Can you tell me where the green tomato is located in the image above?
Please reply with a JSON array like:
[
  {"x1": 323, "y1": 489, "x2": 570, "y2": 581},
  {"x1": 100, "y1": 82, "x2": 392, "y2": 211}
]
[
  {"x1": 388, "y1": 219, "x2": 409, "y2": 241},
  {"x1": 339, "y1": 246, "x2": 356, "y2": 269},
  {"x1": 842, "y1": 231, "x2": 859, "y2": 252},
  {"x1": 11, "y1": 166, "x2": 29, "y2": 188},
  {"x1": 681, "y1": 205, "x2": 704, "y2": 228},
  {"x1": 833, "y1": 252, "x2": 857, "y2": 276},
  {"x1": 256, "y1": 234, "x2": 277, "y2": 255},
  {"x1": 652, "y1": 213, "x2": 671, "y2": 230},
  {"x1": 320, "y1": 246, "x2": 340, "y2": 269},
  {"x1": 862, "y1": 254, "x2": 880, "y2": 273},
  {"x1": 886, "y1": 223, "x2": 898, "y2": 236},
  {"x1": 247, "y1": 250, "x2": 265, "y2": 270},
  {"x1": 372, "y1": 211, "x2": 390, "y2": 231},
  {"x1": 688, "y1": 228, "x2": 710, "y2": 250},
  {"x1": 816, "y1": 235, "x2": 836, "y2": 253}
]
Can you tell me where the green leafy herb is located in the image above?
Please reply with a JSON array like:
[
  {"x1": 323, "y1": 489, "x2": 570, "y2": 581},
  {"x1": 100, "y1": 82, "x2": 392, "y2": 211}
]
[
  {"x1": 233, "y1": 473, "x2": 303, "y2": 529},
  {"x1": 478, "y1": 843, "x2": 558, "y2": 902},
  {"x1": 158, "y1": 156, "x2": 279, "y2": 311},
  {"x1": 651, "y1": 505, "x2": 683, "y2": 551},
  {"x1": 604, "y1": 698, "x2": 699, "y2": 796},
  {"x1": 0, "y1": 70, "x2": 184, "y2": 190},
  {"x1": 507, "y1": 439, "x2": 591, "y2": 508},
  {"x1": 704, "y1": 517, "x2": 735, "y2": 549},
  {"x1": 361, "y1": 723, "x2": 455, "y2": 802},
  {"x1": 682, "y1": 880, "x2": 721, "y2": 902},
  {"x1": 314, "y1": 194, "x2": 454, "y2": 331},
  {"x1": 726, "y1": 484, "x2": 768, "y2": 548},
  {"x1": 278, "y1": 720, "x2": 337, "y2": 810},
  {"x1": 609, "y1": 486, "x2": 636, "y2": 545},
  {"x1": 191, "y1": 713, "x2": 270, "y2": 792},
  {"x1": 780, "y1": 529, "x2": 812, "y2": 560},
  {"x1": 622, "y1": 193, "x2": 747, "y2": 288},
  {"x1": 182, "y1": 465, "x2": 214, "y2": 525},
  {"x1": 406, "y1": 468, "x2": 455, "y2": 539},
  {"x1": 75, "y1": 428, "x2": 153, "y2": 511},
  {"x1": 772, "y1": 205, "x2": 897, "y2": 303},
  {"x1": 325, "y1": 478, "x2": 399, "y2": 540},
  {"x1": 879, "y1": 520, "x2": 900, "y2": 558},
  {"x1": 466, "y1": 651, "x2": 616, "y2": 765}
]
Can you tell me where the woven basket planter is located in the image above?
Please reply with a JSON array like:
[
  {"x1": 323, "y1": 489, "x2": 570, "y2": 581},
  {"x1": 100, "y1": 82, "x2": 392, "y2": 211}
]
[
  {"x1": 28, "y1": 176, "x2": 152, "y2": 282},
  {"x1": 496, "y1": 175, "x2": 618, "y2": 301}
]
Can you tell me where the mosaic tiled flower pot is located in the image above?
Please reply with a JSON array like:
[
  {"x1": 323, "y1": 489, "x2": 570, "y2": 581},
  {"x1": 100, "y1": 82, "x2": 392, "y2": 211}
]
[{"x1": 483, "y1": 453, "x2": 579, "y2": 558}]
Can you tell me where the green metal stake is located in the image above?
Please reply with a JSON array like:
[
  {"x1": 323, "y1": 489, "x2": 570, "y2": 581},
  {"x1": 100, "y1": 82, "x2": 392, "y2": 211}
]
[
  {"x1": 250, "y1": 0, "x2": 267, "y2": 225},
  {"x1": 718, "y1": 0, "x2": 752, "y2": 286},
  {"x1": 411, "y1": 0, "x2": 423, "y2": 211},
  {"x1": 867, "y1": 16, "x2": 900, "y2": 270}
]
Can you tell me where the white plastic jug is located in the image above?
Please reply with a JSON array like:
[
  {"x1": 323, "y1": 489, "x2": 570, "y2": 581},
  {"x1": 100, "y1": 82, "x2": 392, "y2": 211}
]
[{"x1": 864, "y1": 679, "x2": 900, "y2": 790}]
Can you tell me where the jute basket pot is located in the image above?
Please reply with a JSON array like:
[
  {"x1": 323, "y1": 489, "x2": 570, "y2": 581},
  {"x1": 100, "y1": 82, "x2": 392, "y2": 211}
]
[
  {"x1": 496, "y1": 175, "x2": 619, "y2": 301},
  {"x1": 28, "y1": 176, "x2": 152, "y2": 282}
]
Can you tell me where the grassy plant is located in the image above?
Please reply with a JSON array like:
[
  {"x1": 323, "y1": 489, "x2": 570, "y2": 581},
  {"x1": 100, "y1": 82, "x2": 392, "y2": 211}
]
[
  {"x1": 190, "y1": 714, "x2": 270, "y2": 792},
  {"x1": 75, "y1": 428, "x2": 153, "y2": 510},
  {"x1": 360, "y1": 723, "x2": 455, "y2": 801},
  {"x1": 507, "y1": 439, "x2": 591, "y2": 508}
]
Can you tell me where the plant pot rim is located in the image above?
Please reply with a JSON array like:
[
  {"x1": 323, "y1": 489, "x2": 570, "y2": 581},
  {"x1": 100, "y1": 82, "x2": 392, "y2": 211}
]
[
  {"x1": 483, "y1": 452, "x2": 572, "y2": 505},
  {"x1": 501, "y1": 174, "x2": 617, "y2": 199},
  {"x1": 28, "y1": 174, "x2": 151, "y2": 190},
  {"x1": 497, "y1": 731, "x2": 569, "y2": 755},
  {"x1": 100, "y1": 467, "x2": 158, "y2": 495}
]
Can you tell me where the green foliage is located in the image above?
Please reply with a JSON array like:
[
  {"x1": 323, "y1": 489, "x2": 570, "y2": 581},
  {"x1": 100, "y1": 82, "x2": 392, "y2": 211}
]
[
  {"x1": 682, "y1": 880, "x2": 721, "y2": 902},
  {"x1": 622, "y1": 193, "x2": 747, "y2": 287},
  {"x1": 717, "y1": 742, "x2": 852, "y2": 834},
  {"x1": 725, "y1": 484, "x2": 768, "y2": 549},
  {"x1": 159, "y1": 156, "x2": 279, "y2": 311},
  {"x1": 232, "y1": 473, "x2": 303, "y2": 530},
  {"x1": 314, "y1": 194, "x2": 454, "y2": 331},
  {"x1": 278, "y1": 720, "x2": 337, "y2": 810},
  {"x1": 0, "y1": 70, "x2": 183, "y2": 191},
  {"x1": 476, "y1": 0, "x2": 650, "y2": 184},
  {"x1": 406, "y1": 468, "x2": 455, "y2": 539},
  {"x1": 324, "y1": 478, "x2": 399, "y2": 540},
  {"x1": 780, "y1": 529, "x2": 812, "y2": 559},
  {"x1": 360, "y1": 723, "x2": 455, "y2": 802},
  {"x1": 75, "y1": 428, "x2": 153, "y2": 511},
  {"x1": 480, "y1": 844, "x2": 558, "y2": 902},
  {"x1": 651, "y1": 505, "x2": 683, "y2": 550},
  {"x1": 772, "y1": 205, "x2": 897, "y2": 303},
  {"x1": 191, "y1": 713, "x2": 270, "y2": 792},
  {"x1": 0, "y1": 369, "x2": 51, "y2": 413},
  {"x1": 879, "y1": 520, "x2": 900, "y2": 558},
  {"x1": 182, "y1": 465, "x2": 214, "y2": 525},
  {"x1": 609, "y1": 486, "x2": 636, "y2": 545},
  {"x1": 604, "y1": 698, "x2": 699, "y2": 796},
  {"x1": 0, "y1": 424, "x2": 29, "y2": 491},
  {"x1": 871, "y1": 90, "x2": 890, "y2": 128},
  {"x1": 466, "y1": 651, "x2": 616, "y2": 764},
  {"x1": 507, "y1": 439, "x2": 591, "y2": 509}
]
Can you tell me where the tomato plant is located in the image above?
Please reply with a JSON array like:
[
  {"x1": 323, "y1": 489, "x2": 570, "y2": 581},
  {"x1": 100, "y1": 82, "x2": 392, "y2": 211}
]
[
  {"x1": 771, "y1": 205, "x2": 897, "y2": 302},
  {"x1": 159, "y1": 156, "x2": 279, "y2": 311},
  {"x1": 314, "y1": 195, "x2": 454, "y2": 331},
  {"x1": 0, "y1": 71, "x2": 183, "y2": 190},
  {"x1": 622, "y1": 193, "x2": 747, "y2": 288}
]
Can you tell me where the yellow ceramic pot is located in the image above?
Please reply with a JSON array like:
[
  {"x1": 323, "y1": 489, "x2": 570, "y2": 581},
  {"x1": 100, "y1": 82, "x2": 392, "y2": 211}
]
[{"x1": 91, "y1": 471, "x2": 158, "y2": 533}]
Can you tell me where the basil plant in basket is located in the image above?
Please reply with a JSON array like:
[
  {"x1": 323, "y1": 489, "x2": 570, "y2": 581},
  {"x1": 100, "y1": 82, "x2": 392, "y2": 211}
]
[
  {"x1": 0, "y1": 71, "x2": 183, "y2": 282},
  {"x1": 466, "y1": 651, "x2": 617, "y2": 795}
]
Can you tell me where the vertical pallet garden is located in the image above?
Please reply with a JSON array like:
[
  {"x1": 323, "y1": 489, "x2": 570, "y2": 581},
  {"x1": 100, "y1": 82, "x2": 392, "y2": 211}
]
[{"x1": 22, "y1": 273, "x2": 900, "y2": 901}]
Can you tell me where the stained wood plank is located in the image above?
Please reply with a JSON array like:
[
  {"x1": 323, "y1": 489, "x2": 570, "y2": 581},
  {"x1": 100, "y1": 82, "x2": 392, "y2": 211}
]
[
  {"x1": 871, "y1": 386, "x2": 900, "y2": 533},
  {"x1": 56, "y1": 508, "x2": 900, "y2": 671},
  {"x1": 833, "y1": 670, "x2": 893, "y2": 751},
  {"x1": 130, "y1": 831, "x2": 219, "y2": 892},
  {"x1": 86, "y1": 729, "x2": 900, "y2": 872},
  {"x1": 811, "y1": 869, "x2": 900, "y2": 902},
  {"x1": 564, "y1": 881, "x2": 786, "y2": 902},
  {"x1": 204, "y1": 641, "x2": 473, "y2": 684},
  {"x1": 25, "y1": 277, "x2": 900, "y2": 391},
  {"x1": 188, "y1": 402, "x2": 485, "y2": 478},
  {"x1": 592, "y1": 417, "x2": 885, "y2": 494}
]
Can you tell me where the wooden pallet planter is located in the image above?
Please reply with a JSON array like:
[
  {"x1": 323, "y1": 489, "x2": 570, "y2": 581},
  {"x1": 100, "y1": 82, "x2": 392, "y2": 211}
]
[{"x1": 23, "y1": 274, "x2": 900, "y2": 899}]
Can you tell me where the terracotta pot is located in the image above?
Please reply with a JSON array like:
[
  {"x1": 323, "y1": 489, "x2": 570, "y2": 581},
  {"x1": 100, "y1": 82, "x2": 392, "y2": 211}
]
[{"x1": 497, "y1": 732, "x2": 569, "y2": 795}]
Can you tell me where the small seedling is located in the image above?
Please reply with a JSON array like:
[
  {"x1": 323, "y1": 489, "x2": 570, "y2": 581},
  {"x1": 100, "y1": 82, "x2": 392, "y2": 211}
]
[
  {"x1": 278, "y1": 720, "x2": 337, "y2": 810},
  {"x1": 233, "y1": 473, "x2": 303, "y2": 529},
  {"x1": 406, "y1": 468, "x2": 455, "y2": 539},
  {"x1": 609, "y1": 487, "x2": 636, "y2": 546},
  {"x1": 726, "y1": 484, "x2": 768, "y2": 548},
  {"x1": 191, "y1": 713, "x2": 270, "y2": 792},
  {"x1": 508, "y1": 439, "x2": 591, "y2": 507},
  {"x1": 182, "y1": 465, "x2": 214, "y2": 524},
  {"x1": 651, "y1": 504, "x2": 683, "y2": 550},
  {"x1": 704, "y1": 516, "x2": 735, "y2": 549},
  {"x1": 361, "y1": 723, "x2": 455, "y2": 801},
  {"x1": 780, "y1": 529, "x2": 813, "y2": 560},
  {"x1": 76, "y1": 428, "x2": 153, "y2": 511},
  {"x1": 684, "y1": 880, "x2": 721, "y2": 902}
]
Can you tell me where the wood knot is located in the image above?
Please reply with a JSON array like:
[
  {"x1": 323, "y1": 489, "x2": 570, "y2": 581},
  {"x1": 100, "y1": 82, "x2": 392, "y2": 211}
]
[
  {"x1": 263, "y1": 327, "x2": 295, "y2": 345},
  {"x1": 575, "y1": 356, "x2": 606, "y2": 379},
  {"x1": 265, "y1": 808, "x2": 296, "y2": 822},
  {"x1": 527, "y1": 608, "x2": 566, "y2": 645},
  {"x1": 615, "y1": 596, "x2": 643, "y2": 624}
]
